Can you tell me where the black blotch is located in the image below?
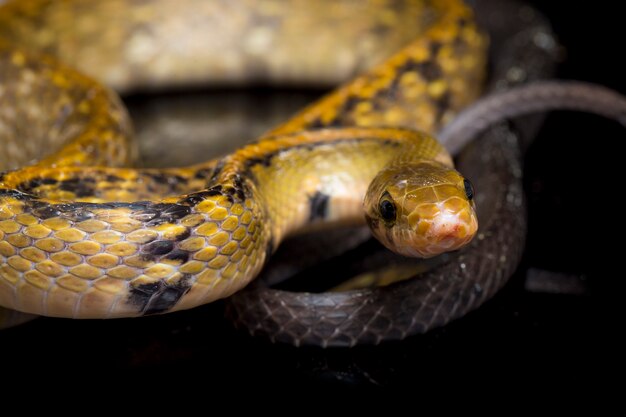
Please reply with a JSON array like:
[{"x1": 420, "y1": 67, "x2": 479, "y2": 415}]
[
  {"x1": 26, "y1": 200, "x2": 94, "y2": 221},
  {"x1": 395, "y1": 59, "x2": 442, "y2": 82},
  {"x1": 175, "y1": 227, "x2": 191, "y2": 241},
  {"x1": 221, "y1": 187, "x2": 236, "y2": 204},
  {"x1": 145, "y1": 172, "x2": 187, "y2": 188},
  {"x1": 55, "y1": 203, "x2": 95, "y2": 221},
  {"x1": 194, "y1": 167, "x2": 214, "y2": 180},
  {"x1": 144, "y1": 172, "x2": 167, "y2": 184},
  {"x1": 231, "y1": 174, "x2": 249, "y2": 200},
  {"x1": 208, "y1": 160, "x2": 226, "y2": 183},
  {"x1": 158, "y1": 204, "x2": 191, "y2": 223},
  {"x1": 130, "y1": 209, "x2": 158, "y2": 222},
  {"x1": 319, "y1": 117, "x2": 343, "y2": 128},
  {"x1": 308, "y1": 191, "x2": 330, "y2": 222},
  {"x1": 415, "y1": 60, "x2": 443, "y2": 82},
  {"x1": 0, "y1": 189, "x2": 32, "y2": 200},
  {"x1": 143, "y1": 240, "x2": 174, "y2": 256},
  {"x1": 233, "y1": 174, "x2": 243, "y2": 188},
  {"x1": 178, "y1": 186, "x2": 227, "y2": 206},
  {"x1": 130, "y1": 202, "x2": 191, "y2": 226},
  {"x1": 429, "y1": 41, "x2": 442, "y2": 57},
  {"x1": 179, "y1": 193, "x2": 204, "y2": 206},
  {"x1": 433, "y1": 91, "x2": 451, "y2": 122},
  {"x1": 207, "y1": 185, "x2": 223, "y2": 194},
  {"x1": 30, "y1": 200, "x2": 61, "y2": 219},
  {"x1": 341, "y1": 95, "x2": 363, "y2": 114},
  {"x1": 234, "y1": 187, "x2": 245, "y2": 201},
  {"x1": 57, "y1": 177, "x2": 97, "y2": 198},
  {"x1": 105, "y1": 175, "x2": 123, "y2": 183},
  {"x1": 128, "y1": 274, "x2": 193, "y2": 315},
  {"x1": 383, "y1": 58, "x2": 441, "y2": 100},
  {"x1": 244, "y1": 154, "x2": 273, "y2": 169},
  {"x1": 33, "y1": 206, "x2": 62, "y2": 219},
  {"x1": 25, "y1": 197, "x2": 97, "y2": 222},
  {"x1": 329, "y1": 95, "x2": 365, "y2": 123},
  {"x1": 22, "y1": 177, "x2": 58, "y2": 189},
  {"x1": 164, "y1": 249, "x2": 189, "y2": 263},
  {"x1": 307, "y1": 118, "x2": 326, "y2": 129},
  {"x1": 2, "y1": 189, "x2": 193, "y2": 224},
  {"x1": 110, "y1": 201, "x2": 151, "y2": 210}
]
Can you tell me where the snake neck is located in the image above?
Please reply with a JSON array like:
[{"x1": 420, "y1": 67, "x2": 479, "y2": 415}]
[{"x1": 219, "y1": 128, "x2": 453, "y2": 248}]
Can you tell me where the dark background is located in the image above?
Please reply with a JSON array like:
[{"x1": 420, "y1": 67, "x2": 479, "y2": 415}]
[
  {"x1": 1, "y1": 1, "x2": 623, "y2": 400},
  {"x1": 506, "y1": 1, "x2": 623, "y2": 404}
]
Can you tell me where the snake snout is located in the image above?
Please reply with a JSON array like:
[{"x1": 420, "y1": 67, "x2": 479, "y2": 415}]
[
  {"x1": 406, "y1": 198, "x2": 478, "y2": 257},
  {"x1": 429, "y1": 208, "x2": 474, "y2": 244}
]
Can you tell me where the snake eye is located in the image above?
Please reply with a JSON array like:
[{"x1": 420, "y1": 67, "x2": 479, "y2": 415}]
[
  {"x1": 463, "y1": 178, "x2": 474, "y2": 201},
  {"x1": 379, "y1": 193, "x2": 397, "y2": 223}
]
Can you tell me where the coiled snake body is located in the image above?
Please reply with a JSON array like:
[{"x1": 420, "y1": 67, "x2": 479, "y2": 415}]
[
  {"x1": 1, "y1": 0, "x2": 624, "y2": 344},
  {"x1": 0, "y1": 0, "x2": 484, "y2": 318}
]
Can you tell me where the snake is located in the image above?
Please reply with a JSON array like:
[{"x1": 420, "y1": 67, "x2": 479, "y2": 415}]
[{"x1": 1, "y1": 0, "x2": 625, "y2": 344}]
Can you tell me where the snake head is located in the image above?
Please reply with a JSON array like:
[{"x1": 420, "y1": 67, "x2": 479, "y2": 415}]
[{"x1": 364, "y1": 160, "x2": 478, "y2": 258}]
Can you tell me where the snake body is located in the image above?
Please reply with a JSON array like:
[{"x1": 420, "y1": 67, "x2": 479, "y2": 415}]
[
  {"x1": 1, "y1": 0, "x2": 623, "y2": 344},
  {"x1": 0, "y1": 0, "x2": 487, "y2": 319}
]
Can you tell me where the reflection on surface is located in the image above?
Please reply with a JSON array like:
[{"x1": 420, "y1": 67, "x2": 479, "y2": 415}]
[{"x1": 127, "y1": 89, "x2": 317, "y2": 167}]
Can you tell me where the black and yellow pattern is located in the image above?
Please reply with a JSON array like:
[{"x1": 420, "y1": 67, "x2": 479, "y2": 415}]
[{"x1": 0, "y1": 0, "x2": 486, "y2": 318}]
